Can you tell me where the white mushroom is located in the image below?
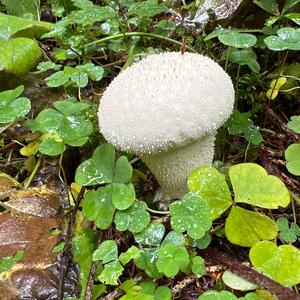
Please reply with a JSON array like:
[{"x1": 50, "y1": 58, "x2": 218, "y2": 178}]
[{"x1": 98, "y1": 52, "x2": 234, "y2": 199}]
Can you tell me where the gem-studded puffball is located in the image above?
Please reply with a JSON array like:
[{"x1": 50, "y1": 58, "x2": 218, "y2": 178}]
[{"x1": 98, "y1": 52, "x2": 234, "y2": 155}]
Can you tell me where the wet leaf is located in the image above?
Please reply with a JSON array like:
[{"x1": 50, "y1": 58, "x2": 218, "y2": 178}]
[
  {"x1": 228, "y1": 48, "x2": 260, "y2": 73},
  {"x1": 98, "y1": 260, "x2": 124, "y2": 285},
  {"x1": 93, "y1": 240, "x2": 118, "y2": 263},
  {"x1": 264, "y1": 27, "x2": 300, "y2": 51},
  {"x1": 53, "y1": 100, "x2": 90, "y2": 116},
  {"x1": 225, "y1": 206, "x2": 278, "y2": 247},
  {"x1": 82, "y1": 187, "x2": 115, "y2": 230},
  {"x1": 218, "y1": 32, "x2": 257, "y2": 48},
  {"x1": 287, "y1": 115, "x2": 300, "y2": 133},
  {"x1": 75, "y1": 144, "x2": 115, "y2": 185},
  {"x1": 73, "y1": 229, "x2": 96, "y2": 299},
  {"x1": 114, "y1": 201, "x2": 150, "y2": 233},
  {"x1": 198, "y1": 290, "x2": 238, "y2": 299},
  {"x1": 253, "y1": 0, "x2": 279, "y2": 15},
  {"x1": 111, "y1": 183, "x2": 135, "y2": 210},
  {"x1": 170, "y1": 193, "x2": 212, "y2": 239},
  {"x1": 0, "y1": 86, "x2": 31, "y2": 123},
  {"x1": 161, "y1": 231, "x2": 185, "y2": 247},
  {"x1": 134, "y1": 222, "x2": 165, "y2": 246},
  {"x1": 229, "y1": 163, "x2": 290, "y2": 209},
  {"x1": 249, "y1": 241, "x2": 300, "y2": 286},
  {"x1": 285, "y1": 13, "x2": 300, "y2": 26},
  {"x1": 45, "y1": 71, "x2": 70, "y2": 87},
  {"x1": 285, "y1": 143, "x2": 300, "y2": 176},
  {"x1": 222, "y1": 270, "x2": 258, "y2": 291},
  {"x1": 282, "y1": 0, "x2": 300, "y2": 14},
  {"x1": 119, "y1": 246, "x2": 140, "y2": 265},
  {"x1": 156, "y1": 244, "x2": 189, "y2": 277},
  {"x1": 190, "y1": 232, "x2": 212, "y2": 249},
  {"x1": 127, "y1": 0, "x2": 167, "y2": 18},
  {"x1": 191, "y1": 256, "x2": 205, "y2": 278},
  {"x1": 0, "y1": 38, "x2": 41, "y2": 75},
  {"x1": 0, "y1": 172, "x2": 22, "y2": 198},
  {"x1": 188, "y1": 166, "x2": 232, "y2": 219}
]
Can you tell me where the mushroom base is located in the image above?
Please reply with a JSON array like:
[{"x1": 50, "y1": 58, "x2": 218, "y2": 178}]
[{"x1": 141, "y1": 135, "x2": 215, "y2": 200}]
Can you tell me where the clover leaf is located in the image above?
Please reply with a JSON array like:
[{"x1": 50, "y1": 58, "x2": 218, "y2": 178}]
[
  {"x1": 285, "y1": 143, "x2": 300, "y2": 175},
  {"x1": 93, "y1": 240, "x2": 118, "y2": 263},
  {"x1": 198, "y1": 290, "x2": 238, "y2": 299},
  {"x1": 114, "y1": 201, "x2": 150, "y2": 233},
  {"x1": 191, "y1": 256, "x2": 205, "y2": 278},
  {"x1": 134, "y1": 222, "x2": 165, "y2": 246},
  {"x1": 119, "y1": 246, "x2": 140, "y2": 265},
  {"x1": 25, "y1": 99, "x2": 93, "y2": 156},
  {"x1": 288, "y1": 115, "x2": 300, "y2": 133},
  {"x1": 277, "y1": 217, "x2": 300, "y2": 243},
  {"x1": 229, "y1": 163, "x2": 290, "y2": 209},
  {"x1": 228, "y1": 48, "x2": 260, "y2": 73},
  {"x1": 225, "y1": 206, "x2": 278, "y2": 247},
  {"x1": 264, "y1": 27, "x2": 300, "y2": 51},
  {"x1": 98, "y1": 260, "x2": 124, "y2": 285},
  {"x1": 222, "y1": 270, "x2": 258, "y2": 291},
  {"x1": 218, "y1": 31, "x2": 257, "y2": 48},
  {"x1": 170, "y1": 193, "x2": 212, "y2": 239},
  {"x1": 249, "y1": 241, "x2": 300, "y2": 286},
  {"x1": 77, "y1": 144, "x2": 135, "y2": 229},
  {"x1": 0, "y1": 86, "x2": 31, "y2": 123},
  {"x1": 156, "y1": 244, "x2": 189, "y2": 277},
  {"x1": 188, "y1": 166, "x2": 232, "y2": 219}
]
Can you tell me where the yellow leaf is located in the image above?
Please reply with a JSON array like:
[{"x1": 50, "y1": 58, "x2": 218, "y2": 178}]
[
  {"x1": 270, "y1": 77, "x2": 287, "y2": 90},
  {"x1": 20, "y1": 140, "x2": 39, "y2": 157},
  {"x1": 266, "y1": 89, "x2": 279, "y2": 100}
]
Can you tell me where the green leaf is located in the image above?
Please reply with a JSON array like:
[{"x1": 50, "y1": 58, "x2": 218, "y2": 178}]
[
  {"x1": 0, "y1": 13, "x2": 53, "y2": 40},
  {"x1": 1, "y1": 0, "x2": 40, "y2": 20},
  {"x1": 170, "y1": 193, "x2": 212, "y2": 239},
  {"x1": 225, "y1": 110, "x2": 263, "y2": 145},
  {"x1": 98, "y1": 260, "x2": 124, "y2": 285},
  {"x1": 218, "y1": 32, "x2": 257, "y2": 48},
  {"x1": 282, "y1": 0, "x2": 300, "y2": 14},
  {"x1": 228, "y1": 48, "x2": 260, "y2": 73},
  {"x1": 229, "y1": 163, "x2": 290, "y2": 209},
  {"x1": 114, "y1": 201, "x2": 150, "y2": 233},
  {"x1": 0, "y1": 37, "x2": 41, "y2": 75},
  {"x1": 114, "y1": 156, "x2": 133, "y2": 183},
  {"x1": 0, "y1": 86, "x2": 30, "y2": 123},
  {"x1": 190, "y1": 232, "x2": 212, "y2": 250},
  {"x1": 249, "y1": 241, "x2": 300, "y2": 286},
  {"x1": 287, "y1": 115, "x2": 300, "y2": 133},
  {"x1": 127, "y1": 0, "x2": 167, "y2": 18},
  {"x1": 0, "y1": 250, "x2": 24, "y2": 272},
  {"x1": 188, "y1": 166, "x2": 232, "y2": 220},
  {"x1": 191, "y1": 256, "x2": 205, "y2": 278},
  {"x1": 119, "y1": 246, "x2": 141, "y2": 265},
  {"x1": 53, "y1": 100, "x2": 90, "y2": 116},
  {"x1": 45, "y1": 71, "x2": 70, "y2": 87},
  {"x1": 161, "y1": 231, "x2": 185, "y2": 247},
  {"x1": 285, "y1": 143, "x2": 300, "y2": 175},
  {"x1": 222, "y1": 270, "x2": 258, "y2": 291},
  {"x1": 25, "y1": 108, "x2": 63, "y2": 133},
  {"x1": 253, "y1": 0, "x2": 279, "y2": 15},
  {"x1": 111, "y1": 183, "x2": 135, "y2": 210},
  {"x1": 225, "y1": 206, "x2": 278, "y2": 247},
  {"x1": 156, "y1": 244, "x2": 189, "y2": 277},
  {"x1": 82, "y1": 187, "x2": 115, "y2": 229},
  {"x1": 72, "y1": 229, "x2": 96, "y2": 299},
  {"x1": 264, "y1": 28, "x2": 300, "y2": 51},
  {"x1": 198, "y1": 290, "x2": 238, "y2": 299},
  {"x1": 93, "y1": 240, "x2": 118, "y2": 263},
  {"x1": 37, "y1": 61, "x2": 61, "y2": 72},
  {"x1": 134, "y1": 222, "x2": 165, "y2": 246},
  {"x1": 134, "y1": 248, "x2": 162, "y2": 279},
  {"x1": 276, "y1": 217, "x2": 289, "y2": 231},
  {"x1": 38, "y1": 137, "x2": 65, "y2": 156},
  {"x1": 153, "y1": 286, "x2": 172, "y2": 300},
  {"x1": 75, "y1": 144, "x2": 115, "y2": 186},
  {"x1": 285, "y1": 13, "x2": 300, "y2": 26}
]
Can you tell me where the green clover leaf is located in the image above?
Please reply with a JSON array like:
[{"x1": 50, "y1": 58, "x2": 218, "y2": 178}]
[
  {"x1": 114, "y1": 201, "x2": 150, "y2": 233},
  {"x1": 93, "y1": 240, "x2": 118, "y2": 263},
  {"x1": 156, "y1": 244, "x2": 189, "y2": 277},
  {"x1": 170, "y1": 193, "x2": 212, "y2": 239},
  {"x1": 285, "y1": 143, "x2": 300, "y2": 176}
]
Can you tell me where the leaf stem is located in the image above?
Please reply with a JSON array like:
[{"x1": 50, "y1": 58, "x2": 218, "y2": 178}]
[
  {"x1": 84, "y1": 32, "x2": 197, "y2": 53},
  {"x1": 147, "y1": 207, "x2": 169, "y2": 215},
  {"x1": 0, "y1": 122, "x2": 14, "y2": 134},
  {"x1": 23, "y1": 156, "x2": 42, "y2": 188}
]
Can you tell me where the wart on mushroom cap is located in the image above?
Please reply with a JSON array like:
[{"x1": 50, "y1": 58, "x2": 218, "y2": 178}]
[{"x1": 99, "y1": 52, "x2": 235, "y2": 199}]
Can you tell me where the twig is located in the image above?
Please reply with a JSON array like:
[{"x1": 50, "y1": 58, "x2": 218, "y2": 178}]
[
  {"x1": 23, "y1": 156, "x2": 42, "y2": 188},
  {"x1": 101, "y1": 289, "x2": 123, "y2": 300},
  {"x1": 201, "y1": 247, "x2": 300, "y2": 300},
  {"x1": 172, "y1": 275, "x2": 195, "y2": 297},
  {"x1": 57, "y1": 186, "x2": 86, "y2": 300}
]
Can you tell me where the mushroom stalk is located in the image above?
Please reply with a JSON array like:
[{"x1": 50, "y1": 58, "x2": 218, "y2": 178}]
[{"x1": 141, "y1": 134, "x2": 215, "y2": 199}]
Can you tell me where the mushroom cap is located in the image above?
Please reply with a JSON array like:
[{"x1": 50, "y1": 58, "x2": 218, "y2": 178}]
[{"x1": 99, "y1": 52, "x2": 234, "y2": 155}]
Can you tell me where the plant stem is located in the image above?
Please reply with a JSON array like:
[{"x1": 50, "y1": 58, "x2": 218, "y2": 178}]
[
  {"x1": 0, "y1": 122, "x2": 14, "y2": 134},
  {"x1": 23, "y1": 156, "x2": 42, "y2": 188},
  {"x1": 84, "y1": 32, "x2": 197, "y2": 53},
  {"x1": 147, "y1": 207, "x2": 170, "y2": 215}
]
